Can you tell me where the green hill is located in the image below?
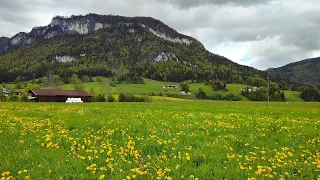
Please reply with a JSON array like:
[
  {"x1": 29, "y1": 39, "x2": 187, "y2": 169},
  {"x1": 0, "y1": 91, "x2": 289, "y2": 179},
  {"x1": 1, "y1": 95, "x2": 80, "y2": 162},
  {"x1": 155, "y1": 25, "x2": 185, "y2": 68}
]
[
  {"x1": 57, "y1": 78, "x2": 302, "y2": 102},
  {"x1": 0, "y1": 14, "x2": 271, "y2": 88},
  {"x1": 267, "y1": 57, "x2": 320, "y2": 86},
  {"x1": 58, "y1": 79, "x2": 181, "y2": 95}
]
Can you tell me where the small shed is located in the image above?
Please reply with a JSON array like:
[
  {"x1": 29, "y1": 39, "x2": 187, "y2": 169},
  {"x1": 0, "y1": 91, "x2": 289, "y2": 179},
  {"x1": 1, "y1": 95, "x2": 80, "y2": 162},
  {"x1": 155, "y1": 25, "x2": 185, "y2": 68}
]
[{"x1": 28, "y1": 89, "x2": 93, "y2": 102}]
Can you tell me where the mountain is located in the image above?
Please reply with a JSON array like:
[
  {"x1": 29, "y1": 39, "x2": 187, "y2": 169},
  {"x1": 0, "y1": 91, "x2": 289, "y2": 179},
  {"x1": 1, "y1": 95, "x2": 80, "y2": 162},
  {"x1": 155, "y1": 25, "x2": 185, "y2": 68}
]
[
  {"x1": 0, "y1": 13, "x2": 266, "y2": 84},
  {"x1": 267, "y1": 57, "x2": 320, "y2": 86}
]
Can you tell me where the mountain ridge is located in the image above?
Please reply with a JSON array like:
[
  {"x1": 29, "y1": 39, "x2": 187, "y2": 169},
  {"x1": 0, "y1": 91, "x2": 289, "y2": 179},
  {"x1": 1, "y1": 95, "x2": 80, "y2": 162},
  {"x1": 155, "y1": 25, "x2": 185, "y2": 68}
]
[
  {"x1": 0, "y1": 14, "x2": 203, "y2": 55},
  {"x1": 267, "y1": 57, "x2": 320, "y2": 86},
  {"x1": 0, "y1": 13, "x2": 271, "y2": 87}
]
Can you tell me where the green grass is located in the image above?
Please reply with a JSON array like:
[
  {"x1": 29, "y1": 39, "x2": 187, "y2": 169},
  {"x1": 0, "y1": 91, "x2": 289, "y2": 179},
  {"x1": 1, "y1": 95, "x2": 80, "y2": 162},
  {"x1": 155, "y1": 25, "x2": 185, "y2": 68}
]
[
  {"x1": 4, "y1": 79, "x2": 303, "y2": 102},
  {"x1": 111, "y1": 79, "x2": 180, "y2": 94},
  {"x1": 59, "y1": 82, "x2": 105, "y2": 94},
  {"x1": 0, "y1": 101, "x2": 319, "y2": 179},
  {"x1": 284, "y1": 91, "x2": 303, "y2": 102},
  {"x1": 189, "y1": 83, "x2": 249, "y2": 101},
  {"x1": 59, "y1": 79, "x2": 181, "y2": 95},
  {"x1": 59, "y1": 81, "x2": 303, "y2": 102},
  {"x1": 1, "y1": 83, "x2": 24, "y2": 92}
]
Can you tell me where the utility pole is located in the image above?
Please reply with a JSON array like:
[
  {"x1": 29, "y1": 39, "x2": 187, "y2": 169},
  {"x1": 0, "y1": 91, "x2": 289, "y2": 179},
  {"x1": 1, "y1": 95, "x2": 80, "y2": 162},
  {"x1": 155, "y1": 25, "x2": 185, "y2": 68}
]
[{"x1": 267, "y1": 74, "x2": 270, "y2": 106}]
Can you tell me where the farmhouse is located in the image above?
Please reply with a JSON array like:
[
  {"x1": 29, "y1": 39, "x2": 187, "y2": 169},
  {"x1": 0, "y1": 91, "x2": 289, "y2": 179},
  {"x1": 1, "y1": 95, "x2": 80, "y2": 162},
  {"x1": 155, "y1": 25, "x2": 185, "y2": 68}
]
[
  {"x1": 28, "y1": 89, "x2": 93, "y2": 102},
  {"x1": 1, "y1": 87, "x2": 10, "y2": 96}
]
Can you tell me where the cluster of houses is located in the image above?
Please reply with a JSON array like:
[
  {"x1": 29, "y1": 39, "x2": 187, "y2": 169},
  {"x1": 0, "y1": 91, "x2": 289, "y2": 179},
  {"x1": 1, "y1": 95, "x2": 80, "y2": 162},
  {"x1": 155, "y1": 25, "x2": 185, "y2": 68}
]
[
  {"x1": 162, "y1": 84, "x2": 192, "y2": 95},
  {"x1": 239, "y1": 86, "x2": 260, "y2": 92},
  {"x1": 162, "y1": 84, "x2": 180, "y2": 89},
  {"x1": 1, "y1": 87, "x2": 24, "y2": 96}
]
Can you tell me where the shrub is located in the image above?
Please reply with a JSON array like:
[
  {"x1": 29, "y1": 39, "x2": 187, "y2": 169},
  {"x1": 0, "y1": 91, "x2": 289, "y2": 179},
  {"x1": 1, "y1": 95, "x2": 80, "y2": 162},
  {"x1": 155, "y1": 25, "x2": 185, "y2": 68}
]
[
  {"x1": 15, "y1": 83, "x2": 23, "y2": 89},
  {"x1": 9, "y1": 95, "x2": 19, "y2": 102},
  {"x1": 93, "y1": 94, "x2": 106, "y2": 102},
  {"x1": 20, "y1": 94, "x2": 29, "y2": 102},
  {"x1": 118, "y1": 93, "x2": 151, "y2": 102},
  {"x1": 24, "y1": 83, "x2": 40, "y2": 94},
  {"x1": 107, "y1": 95, "x2": 115, "y2": 102},
  {"x1": 0, "y1": 92, "x2": 7, "y2": 102},
  {"x1": 208, "y1": 93, "x2": 224, "y2": 100},
  {"x1": 180, "y1": 83, "x2": 189, "y2": 92},
  {"x1": 148, "y1": 92, "x2": 155, "y2": 96},
  {"x1": 208, "y1": 79, "x2": 226, "y2": 91},
  {"x1": 110, "y1": 81, "x2": 117, "y2": 87},
  {"x1": 118, "y1": 93, "x2": 126, "y2": 102},
  {"x1": 224, "y1": 93, "x2": 241, "y2": 101},
  {"x1": 196, "y1": 88, "x2": 207, "y2": 99}
]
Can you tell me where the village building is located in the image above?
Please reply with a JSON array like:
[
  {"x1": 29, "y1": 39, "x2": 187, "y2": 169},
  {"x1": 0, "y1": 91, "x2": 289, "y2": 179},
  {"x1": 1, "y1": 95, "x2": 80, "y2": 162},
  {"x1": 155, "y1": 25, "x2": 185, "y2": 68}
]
[
  {"x1": 28, "y1": 89, "x2": 93, "y2": 102},
  {"x1": 162, "y1": 85, "x2": 180, "y2": 89},
  {"x1": 239, "y1": 86, "x2": 260, "y2": 92},
  {"x1": 1, "y1": 87, "x2": 10, "y2": 96}
]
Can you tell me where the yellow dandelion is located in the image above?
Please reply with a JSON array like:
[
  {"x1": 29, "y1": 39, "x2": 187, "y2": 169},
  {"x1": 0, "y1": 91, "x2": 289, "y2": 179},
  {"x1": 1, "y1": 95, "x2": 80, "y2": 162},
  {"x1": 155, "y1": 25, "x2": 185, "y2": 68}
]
[
  {"x1": 1, "y1": 172, "x2": 9, "y2": 177},
  {"x1": 255, "y1": 169, "x2": 262, "y2": 175}
]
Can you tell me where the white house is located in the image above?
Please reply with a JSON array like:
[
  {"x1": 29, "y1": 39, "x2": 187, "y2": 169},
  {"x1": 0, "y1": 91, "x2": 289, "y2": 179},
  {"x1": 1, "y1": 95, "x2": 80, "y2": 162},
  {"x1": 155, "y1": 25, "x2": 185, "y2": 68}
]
[{"x1": 1, "y1": 87, "x2": 10, "y2": 96}]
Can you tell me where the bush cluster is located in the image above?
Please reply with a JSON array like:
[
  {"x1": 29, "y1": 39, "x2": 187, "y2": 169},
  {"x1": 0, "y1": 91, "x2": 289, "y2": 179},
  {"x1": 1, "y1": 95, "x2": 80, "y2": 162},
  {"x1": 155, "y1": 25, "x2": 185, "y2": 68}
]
[
  {"x1": 301, "y1": 88, "x2": 320, "y2": 102},
  {"x1": 118, "y1": 93, "x2": 151, "y2": 102},
  {"x1": 195, "y1": 88, "x2": 241, "y2": 101}
]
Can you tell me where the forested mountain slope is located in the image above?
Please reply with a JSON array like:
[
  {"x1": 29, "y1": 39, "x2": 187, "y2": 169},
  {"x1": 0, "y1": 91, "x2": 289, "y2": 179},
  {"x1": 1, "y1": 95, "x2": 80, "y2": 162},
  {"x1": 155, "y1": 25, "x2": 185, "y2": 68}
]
[
  {"x1": 0, "y1": 14, "x2": 267, "y2": 84},
  {"x1": 267, "y1": 57, "x2": 320, "y2": 86}
]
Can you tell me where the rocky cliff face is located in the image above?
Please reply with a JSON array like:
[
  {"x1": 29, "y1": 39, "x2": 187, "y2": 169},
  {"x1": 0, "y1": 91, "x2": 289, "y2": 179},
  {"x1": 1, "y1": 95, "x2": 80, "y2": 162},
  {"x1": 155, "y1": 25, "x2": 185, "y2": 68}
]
[
  {"x1": 0, "y1": 37, "x2": 9, "y2": 54},
  {"x1": 0, "y1": 14, "x2": 200, "y2": 55}
]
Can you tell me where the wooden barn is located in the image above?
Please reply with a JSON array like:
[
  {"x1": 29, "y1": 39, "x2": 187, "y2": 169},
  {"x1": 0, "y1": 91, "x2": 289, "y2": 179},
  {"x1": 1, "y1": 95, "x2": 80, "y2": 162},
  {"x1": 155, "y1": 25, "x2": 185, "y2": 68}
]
[{"x1": 28, "y1": 89, "x2": 93, "y2": 102}]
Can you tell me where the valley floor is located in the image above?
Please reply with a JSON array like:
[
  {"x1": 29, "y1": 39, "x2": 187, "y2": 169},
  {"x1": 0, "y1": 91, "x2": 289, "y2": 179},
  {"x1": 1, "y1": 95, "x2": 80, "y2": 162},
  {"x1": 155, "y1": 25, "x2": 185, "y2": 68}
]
[{"x1": 0, "y1": 101, "x2": 319, "y2": 179}]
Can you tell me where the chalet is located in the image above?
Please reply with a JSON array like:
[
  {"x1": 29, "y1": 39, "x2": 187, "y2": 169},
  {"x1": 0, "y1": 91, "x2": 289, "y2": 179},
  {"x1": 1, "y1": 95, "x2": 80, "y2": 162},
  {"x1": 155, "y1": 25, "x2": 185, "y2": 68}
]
[
  {"x1": 1, "y1": 87, "x2": 10, "y2": 96},
  {"x1": 28, "y1": 89, "x2": 93, "y2": 102}
]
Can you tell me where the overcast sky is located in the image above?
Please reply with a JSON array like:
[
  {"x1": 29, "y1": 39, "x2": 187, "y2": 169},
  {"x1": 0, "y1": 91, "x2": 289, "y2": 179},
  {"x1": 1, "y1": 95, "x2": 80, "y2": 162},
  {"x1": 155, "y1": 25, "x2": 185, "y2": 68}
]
[{"x1": 0, "y1": 0, "x2": 319, "y2": 69}]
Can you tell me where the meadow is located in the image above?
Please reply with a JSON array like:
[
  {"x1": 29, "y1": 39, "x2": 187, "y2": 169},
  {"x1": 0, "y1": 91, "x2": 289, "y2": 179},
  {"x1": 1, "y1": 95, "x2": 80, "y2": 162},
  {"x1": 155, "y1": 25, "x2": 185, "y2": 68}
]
[
  {"x1": 0, "y1": 101, "x2": 319, "y2": 180},
  {"x1": 57, "y1": 79, "x2": 303, "y2": 102}
]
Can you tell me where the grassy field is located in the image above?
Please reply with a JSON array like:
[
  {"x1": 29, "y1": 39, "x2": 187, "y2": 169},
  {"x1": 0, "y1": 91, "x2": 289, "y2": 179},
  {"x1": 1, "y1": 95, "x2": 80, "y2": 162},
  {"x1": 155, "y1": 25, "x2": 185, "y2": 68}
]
[
  {"x1": 3, "y1": 78, "x2": 302, "y2": 102},
  {"x1": 58, "y1": 80, "x2": 302, "y2": 102},
  {"x1": 59, "y1": 79, "x2": 181, "y2": 95},
  {"x1": 0, "y1": 101, "x2": 319, "y2": 179},
  {"x1": 284, "y1": 91, "x2": 304, "y2": 102},
  {"x1": 189, "y1": 83, "x2": 250, "y2": 101}
]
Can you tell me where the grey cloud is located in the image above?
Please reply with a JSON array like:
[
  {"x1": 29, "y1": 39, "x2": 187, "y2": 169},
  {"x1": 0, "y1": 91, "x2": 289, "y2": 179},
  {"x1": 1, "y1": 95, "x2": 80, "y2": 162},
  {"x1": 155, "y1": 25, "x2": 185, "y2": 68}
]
[
  {"x1": 0, "y1": 0, "x2": 320, "y2": 69},
  {"x1": 164, "y1": 0, "x2": 274, "y2": 9}
]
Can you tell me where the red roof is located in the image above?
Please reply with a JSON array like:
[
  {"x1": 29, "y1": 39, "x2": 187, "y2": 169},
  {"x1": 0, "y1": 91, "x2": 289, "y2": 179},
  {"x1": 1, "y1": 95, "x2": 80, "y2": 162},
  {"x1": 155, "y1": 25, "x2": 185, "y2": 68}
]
[{"x1": 29, "y1": 89, "x2": 93, "y2": 97}]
